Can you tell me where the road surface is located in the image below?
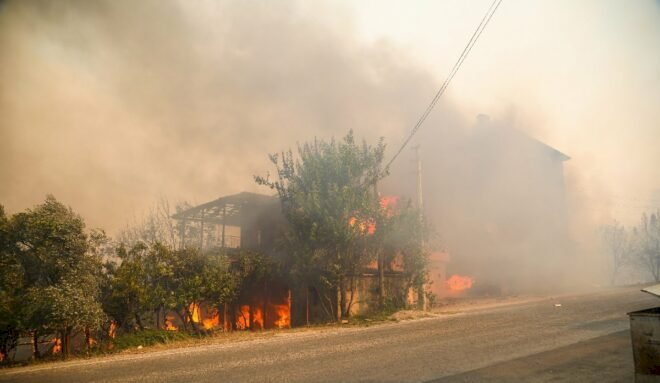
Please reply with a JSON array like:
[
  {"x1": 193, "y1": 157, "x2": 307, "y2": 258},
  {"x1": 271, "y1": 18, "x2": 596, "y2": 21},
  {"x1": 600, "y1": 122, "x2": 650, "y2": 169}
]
[{"x1": 1, "y1": 286, "x2": 656, "y2": 382}]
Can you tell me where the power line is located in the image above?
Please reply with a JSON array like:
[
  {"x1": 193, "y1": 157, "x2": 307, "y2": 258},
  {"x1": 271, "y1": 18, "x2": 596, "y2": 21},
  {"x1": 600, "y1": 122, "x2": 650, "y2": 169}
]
[{"x1": 383, "y1": 0, "x2": 503, "y2": 173}]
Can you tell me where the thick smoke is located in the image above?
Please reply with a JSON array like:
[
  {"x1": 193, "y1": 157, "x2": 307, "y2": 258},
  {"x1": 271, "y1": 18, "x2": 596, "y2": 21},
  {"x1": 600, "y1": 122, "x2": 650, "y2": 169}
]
[
  {"x1": 0, "y1": 0, "x2": 615, "y2": 291},
  {"x1": 0, "y1": 0, "x2": 438, "y2": 230}
]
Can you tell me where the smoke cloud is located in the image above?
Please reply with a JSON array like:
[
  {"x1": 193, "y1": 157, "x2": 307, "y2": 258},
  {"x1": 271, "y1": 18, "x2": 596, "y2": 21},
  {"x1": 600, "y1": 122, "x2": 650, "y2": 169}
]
[
  {"x1": 0, "y1": 0, "x2": 437, "y2": 231},
  {"x1": 3, "y1": 0, "x2": 657, "y2": 291}
]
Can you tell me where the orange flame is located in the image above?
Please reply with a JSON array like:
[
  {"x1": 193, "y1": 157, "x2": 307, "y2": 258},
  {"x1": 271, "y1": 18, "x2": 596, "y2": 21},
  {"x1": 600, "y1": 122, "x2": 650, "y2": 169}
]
[
  {"x1": 233, "y1": 305, "x2": 265, "y2": 330},
  {"x1": 107, "y1": 321, "x2": 118, "y2": 350},
  {"x1": 164, "y1": 314, "x2": 178, "y2": 331},
  {"x1": 366, "y1": 222, "x2": 376, "y2": 235},
  {"x1": 235, "y1": 305, "x2": 251, "y2": 330},
  {"x1": 108, "y1": 321, "x2": 117, "y2": 339},
  {"x1": 349, "y1": 216, "x2": 376, "y2": 234},
  {"x1": 52, "y1": 338, "x2": 62, "y2": 354},
  {"x1": 446, "y1": 275, "x2": 474, "y2": 291},
  {"x1": 189, "y1": 303, "x2": 201, "y2": 323},
  {"x1": 202, "y1": 309, "x2": 220, "y2": 330},
  {"x1": 348, "y1": 196, "x2": 398, "y2": 235},
  {"x1": 253, "y1": 306, "x2": 264, "y2": 329},
  {"x1": 379, "y1": 196, "x2": 398, "y2": 215},
  {"x1": 273, "y1": 290, "x2": 291, "y2": 329}
]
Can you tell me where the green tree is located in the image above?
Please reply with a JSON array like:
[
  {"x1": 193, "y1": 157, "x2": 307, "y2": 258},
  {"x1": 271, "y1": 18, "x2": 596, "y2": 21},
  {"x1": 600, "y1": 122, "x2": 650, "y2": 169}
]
[
  {"x1": 104, "y1": 242, "x2": 153, "y2": 331},
  {"x1": 0, "y1": 205, "x2": 21, "y2": 362},
  {"x1": 3, "y1": 196, "x2": 105, "y2": 359},
  {"x1": 169, "y1": 247, "x2": 212, "y2": 334},
  {"x1": 202, "y1": 253, "x2": 238, "y2": 328},
  {"x1": 106, "y1": 238, "x2": 242, "y2": 335},
  {"x1": 256, "y1": 131, "x2": 385, "y2": 321},
  {"x1": 377, "y1": 200, "x2": 429, "y2": 307}
]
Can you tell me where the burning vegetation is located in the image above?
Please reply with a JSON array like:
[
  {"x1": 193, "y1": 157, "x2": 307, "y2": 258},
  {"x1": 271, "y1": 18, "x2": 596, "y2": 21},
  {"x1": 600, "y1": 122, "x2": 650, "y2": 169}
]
[
  {"x1": 181, "y1": 295, "x2": 291, "y2": 332},
  {"x1": 446, "y1": 275, "x2": 475, "y2": 291},
  {"x1": 2, "y1": 133, "x2": 429, "y2": 361},
  {"x1": 7, "y1": 0, "x2": 655, "y2": 369},
  {"x1": 52, "y1": 338, "x2": 62, "y2": 355}
]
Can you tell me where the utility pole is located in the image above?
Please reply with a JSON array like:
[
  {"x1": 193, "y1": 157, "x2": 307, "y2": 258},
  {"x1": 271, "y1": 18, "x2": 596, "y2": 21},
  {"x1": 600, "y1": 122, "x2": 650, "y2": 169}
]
[
  {"x1": 375, "y1": 178, "x2": 385, "y2": 309},
  {"x1": 412, "y1": 145, "x2": 424, "y2": 213},
  {"x1": 412, "y1": 145, "x2": 426, "y2": 310}
]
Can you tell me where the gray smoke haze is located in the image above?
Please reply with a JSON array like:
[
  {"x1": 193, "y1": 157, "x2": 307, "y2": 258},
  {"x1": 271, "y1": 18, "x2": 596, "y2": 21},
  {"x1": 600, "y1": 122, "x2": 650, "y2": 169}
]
[
  {"x1": 0, "y1": 0, "x2": 439, "y2": 229},
  {"x1": 0, "y1": 0, "x2": 617, "y2": 290}
]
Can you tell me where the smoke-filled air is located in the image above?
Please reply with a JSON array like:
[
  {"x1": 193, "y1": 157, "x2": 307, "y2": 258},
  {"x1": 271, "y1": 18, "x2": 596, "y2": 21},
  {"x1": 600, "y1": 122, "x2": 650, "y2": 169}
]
[
  {"x1": 1, "y1": 1, "x2": 660, "y2": 296},
  {"x1": 4, "y1": 0, "x2": 660, "y2": 378}
]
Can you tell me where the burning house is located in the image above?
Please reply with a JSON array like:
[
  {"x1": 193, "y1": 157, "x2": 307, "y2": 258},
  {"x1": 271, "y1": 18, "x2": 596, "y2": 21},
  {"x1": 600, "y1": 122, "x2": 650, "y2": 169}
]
[
  {"x1": 397, "y1": 115, "x2": 572, "y2": 294},
  {"x1": 171, "y1": 191, "x2": 426, "y2": 325},
  {"x1": 171, "y1": 192, "x2": 292, "y2": 330},
  {"x1": 168, "y1": 116, "x2": 571, "y2": 321}
]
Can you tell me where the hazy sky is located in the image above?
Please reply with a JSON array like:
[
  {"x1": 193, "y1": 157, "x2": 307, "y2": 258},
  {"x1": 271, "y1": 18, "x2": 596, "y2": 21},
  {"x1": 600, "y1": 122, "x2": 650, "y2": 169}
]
[
  {"x1": 1, "y1": 0, "x2": 658, "y2": 232},
  {"x1": 347, "y1": 0, "x2": 660, "y2": 224}
]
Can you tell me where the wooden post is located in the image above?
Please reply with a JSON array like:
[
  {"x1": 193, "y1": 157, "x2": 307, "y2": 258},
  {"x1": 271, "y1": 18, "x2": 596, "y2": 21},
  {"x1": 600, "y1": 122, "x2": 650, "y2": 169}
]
[{"x1": 413, "y1": 145, "x2": 426, "y2": 311}]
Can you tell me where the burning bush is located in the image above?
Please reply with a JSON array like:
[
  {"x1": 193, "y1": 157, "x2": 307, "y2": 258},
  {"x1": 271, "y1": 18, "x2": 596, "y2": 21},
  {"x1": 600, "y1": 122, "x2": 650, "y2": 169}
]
[
  {"x1": 446, "y1": 275, "x2": 475, "y2": 291},
  {"x1": 257, "y1": 132, "x2": 429, "y2": 322}
]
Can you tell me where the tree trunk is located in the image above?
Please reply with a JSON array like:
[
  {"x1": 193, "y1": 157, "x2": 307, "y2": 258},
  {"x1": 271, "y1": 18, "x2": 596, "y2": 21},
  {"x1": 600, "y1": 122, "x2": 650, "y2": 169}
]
[
  {"x1": 417, "y1": 283, "x2": 426, "y2": 311},
  {"x1": 175, "y1": 309, "x2": 188, "y2": 332},
  {"x1": 135, "y1": 313, "x2": 144, "y2": 331},
  {"x1": 184, "y1": 306, "x2": 201, "y2": 335},
  {"x1": 32, "y1": 330, "x2": 40, "y2": 360},
  {"x1": 223, "y1": 303, "x2": 231, "y2": 332},
  {"x1": 85, "y1": 327, "x2": 91, "y2": 354},
  {"x1": 155, "y1": 306, "x2": 161, "y2": 330},
  {"x1": 63, "y1": 328, "x2": 71, "y2": 359},
  {"x1": 263, "y1": 280, "x2": 269, "y2": 330},
  {"x1": 249, "y1": 303, "x2": 255, "y2": 331},
  {"x1": 59, "y1": 330, "x2": 65, "y2": 360},
  {"x1": 345, "y1": 276, "x2": 356, "y2": 317},
  {"x1": 229, "y1": 305, "x2": 236, "y2": 331},
  {"x1": 262, "y1": 299, "x2": 268, "y2": 330},
  {"x1": 306, "y1": 285, "x2": 310, "y2": 326},
  {"x1": 336, "y1": 281, "x2": 342, "y2": 322},
  {"x1": 340, "y1": 280, "x2": 347, "y2": 319}
]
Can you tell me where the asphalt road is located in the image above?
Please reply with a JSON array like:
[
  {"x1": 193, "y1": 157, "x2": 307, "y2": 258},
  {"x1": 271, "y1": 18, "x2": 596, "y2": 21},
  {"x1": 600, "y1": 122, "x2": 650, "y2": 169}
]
[{"x1": 1, "y1": 286, "x2": 657, "y2": 383}]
